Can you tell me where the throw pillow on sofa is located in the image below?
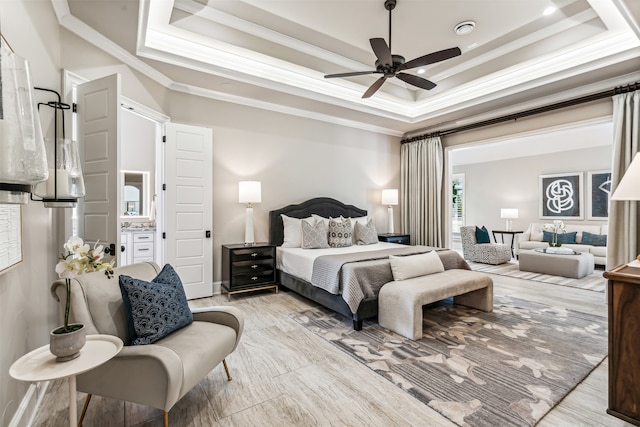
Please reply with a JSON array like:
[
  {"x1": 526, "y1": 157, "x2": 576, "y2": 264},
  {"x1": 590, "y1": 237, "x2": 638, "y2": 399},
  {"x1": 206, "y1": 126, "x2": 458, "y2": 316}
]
[
  {"x1": 542, "y1": 230, "x2": 577, "y2": 244},
  {"x1": 475, "y1": 226, "x2": 491, "y2": 244},
  {"x1": 582, "y1": 231, "x2": 607, "y2": 246}
]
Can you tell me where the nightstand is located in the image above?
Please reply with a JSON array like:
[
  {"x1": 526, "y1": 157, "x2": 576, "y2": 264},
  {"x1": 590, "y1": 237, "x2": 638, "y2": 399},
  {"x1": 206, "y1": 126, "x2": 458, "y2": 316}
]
[
  {"x1": 378, "y1": 233, "x2": 411, "y2": 245},
  {"x1": 221, "y1": 243, "x2": 278, "y2": 301}
]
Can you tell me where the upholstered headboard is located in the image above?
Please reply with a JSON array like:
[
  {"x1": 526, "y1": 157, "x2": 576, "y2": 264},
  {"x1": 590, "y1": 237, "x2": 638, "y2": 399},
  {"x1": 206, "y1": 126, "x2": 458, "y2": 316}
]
[{"x1": 269, "y1": 197, "x2": 367, "y2": 246}]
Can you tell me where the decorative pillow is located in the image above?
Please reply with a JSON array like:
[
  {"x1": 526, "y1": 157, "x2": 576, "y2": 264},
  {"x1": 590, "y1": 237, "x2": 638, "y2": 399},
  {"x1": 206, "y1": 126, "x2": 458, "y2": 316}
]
[
  {"x1": 354, "y1": 218, "x2": 378, "y2": 245},
  {"x1": 389, "y1": 251, "x2": 444, "y2": 281},
  {"x1": 281, "y1": 214, "x2": 311, "y2": 248},
  {"x1": 581, "y1": 231, "x2": 607, "y2": 246},
  {"x1": 328, "y1": 216, "x2": 353, "y2": 248},
  {"x1": 475, "y1": 226, "x2": 490, "y2": 244},
  {"x1": 312, "y1": 214, "x2": 330, "y2": 229},
  {"x1": 350, "y1": 216, "x2": 369, "y2": 243},
  {"x1": 119, "y1": 264, "x2": 193, "y2": 346},
  {"x1": 301, "y1": 218, "x2": 329, "y2": 249},
  {"x1": 542, "y1": 231, "x2": 577, "y2": 244}
]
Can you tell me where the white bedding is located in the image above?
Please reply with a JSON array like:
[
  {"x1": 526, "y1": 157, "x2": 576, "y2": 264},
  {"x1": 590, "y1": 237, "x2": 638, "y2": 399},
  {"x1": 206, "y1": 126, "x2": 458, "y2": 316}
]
[{"x1": 276, "y1": 242, "x2": 403, "y2": 283}]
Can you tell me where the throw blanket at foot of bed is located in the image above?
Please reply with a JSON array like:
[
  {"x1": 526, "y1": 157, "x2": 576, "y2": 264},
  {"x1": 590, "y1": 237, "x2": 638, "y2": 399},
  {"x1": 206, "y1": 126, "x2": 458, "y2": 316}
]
[{"x1": 310, "y1": 247, "x2": 470, "y2": 313}]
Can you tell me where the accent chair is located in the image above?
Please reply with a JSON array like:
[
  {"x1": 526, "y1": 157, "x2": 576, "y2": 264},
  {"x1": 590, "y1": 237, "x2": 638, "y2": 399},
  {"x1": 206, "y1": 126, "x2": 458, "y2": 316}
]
[
  {"x1": 460, "y1": 225, "x2": 512, "y2": 265},
  {"x1": 51, "y1": 261, "x2": 244, "y2": 426}
]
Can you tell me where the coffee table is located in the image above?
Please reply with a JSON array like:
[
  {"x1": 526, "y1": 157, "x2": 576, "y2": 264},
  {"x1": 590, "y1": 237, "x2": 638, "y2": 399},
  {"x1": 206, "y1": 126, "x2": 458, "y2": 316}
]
[
  {"x1": 519, "y1": 249, "x2": 594, "y2": 279},
  {"x1": 9, "y1": 334, "x2": 123, "y2": 427}
]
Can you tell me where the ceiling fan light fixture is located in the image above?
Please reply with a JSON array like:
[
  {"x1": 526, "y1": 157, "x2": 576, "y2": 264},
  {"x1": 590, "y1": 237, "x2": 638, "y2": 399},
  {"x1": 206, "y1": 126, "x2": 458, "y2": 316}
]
[
  {"x1": 454, "y1": 21, "x2": 476, "y2": 35},
  {"x1": 417, "y1": 69, "x2": 426, "y2": 74},
  {"x1": 324, "y1": 0, "x2": 462, "y2": 98}
]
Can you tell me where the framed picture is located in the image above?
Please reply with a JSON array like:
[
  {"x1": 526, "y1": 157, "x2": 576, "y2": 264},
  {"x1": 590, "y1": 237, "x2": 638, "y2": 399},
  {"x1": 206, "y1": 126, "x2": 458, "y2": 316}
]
[
  {"x1": 539, "y1": 172, "x2": 583, "y2": 219},
  {"x1": 587, "y1": 170, "x2": 611, "y2": 220},
  {"x1": 0, "y1": 205, "x2": 23, "y2": 275}
]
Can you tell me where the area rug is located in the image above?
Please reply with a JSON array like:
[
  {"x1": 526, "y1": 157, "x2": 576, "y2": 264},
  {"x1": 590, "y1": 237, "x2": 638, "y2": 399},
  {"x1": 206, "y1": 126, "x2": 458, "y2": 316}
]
[
  {"x1": 293, "y1": 296, "x2": 607, "y2": 427},
  {"x1": 467, "y1": 261, "x2": 605, "y2": 292}
]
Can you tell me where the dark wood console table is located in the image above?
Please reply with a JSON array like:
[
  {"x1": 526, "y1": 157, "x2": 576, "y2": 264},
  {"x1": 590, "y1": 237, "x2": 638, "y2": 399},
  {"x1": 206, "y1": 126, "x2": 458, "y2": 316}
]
[
  {"x1": 604, "y1": 262, "x2": 640, "y2": 426},
  {"x1": 491, "y1": 230, "x2": 523, "y2": 258}
]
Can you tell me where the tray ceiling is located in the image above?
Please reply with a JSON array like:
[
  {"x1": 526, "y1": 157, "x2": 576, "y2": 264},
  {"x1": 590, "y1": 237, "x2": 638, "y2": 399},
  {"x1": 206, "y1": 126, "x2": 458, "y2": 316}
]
[{"x1": 57, "y1": 0, "x2": 640, "y2": 136}]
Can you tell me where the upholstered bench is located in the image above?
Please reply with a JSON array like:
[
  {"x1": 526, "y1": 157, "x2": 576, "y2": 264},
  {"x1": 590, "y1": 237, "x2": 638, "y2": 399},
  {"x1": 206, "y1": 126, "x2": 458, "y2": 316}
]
[{"x1": 378, "y1": 269, "x2": 493, "y2": 340}]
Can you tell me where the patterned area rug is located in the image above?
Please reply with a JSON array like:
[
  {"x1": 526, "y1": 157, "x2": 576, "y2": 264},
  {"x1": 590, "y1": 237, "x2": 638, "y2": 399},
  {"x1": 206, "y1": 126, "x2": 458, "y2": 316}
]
[
  {"x1": 467, "y1": 261, "x2": 605, "y2": 292},
  {"x1": 293, "y1": 296, "x2": 607, "y2": 427}
]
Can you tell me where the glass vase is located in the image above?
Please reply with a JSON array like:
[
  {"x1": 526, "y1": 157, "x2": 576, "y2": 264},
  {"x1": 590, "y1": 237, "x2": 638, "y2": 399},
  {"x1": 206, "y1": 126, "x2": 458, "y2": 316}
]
[
  {"x1": 33, "y1": 137, "x2": 85, "y2": 207},
  {"x1": 0, "y1": 44, "x2": 48, "y2": 203}
]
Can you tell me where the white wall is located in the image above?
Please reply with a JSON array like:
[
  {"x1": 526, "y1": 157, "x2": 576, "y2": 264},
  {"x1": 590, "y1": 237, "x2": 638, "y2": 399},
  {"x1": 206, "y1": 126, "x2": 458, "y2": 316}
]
[
  {"x1": 0, "y1": 2, "x2": 63, "y2": 426},
  {"x1": 167, "y1": 91, "x2": 401, "y2": 282}
]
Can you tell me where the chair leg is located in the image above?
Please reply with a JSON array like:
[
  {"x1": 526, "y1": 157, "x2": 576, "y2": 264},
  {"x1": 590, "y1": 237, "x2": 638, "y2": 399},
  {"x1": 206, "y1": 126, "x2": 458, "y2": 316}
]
[
  {"x1": 78, "y1": 394, "x2": 92, "y2": 427},
  {"x1": 222, "y1": 359, "x2": 232, "y2": 381},
  {"x1": 164, "y1": 411, "x2": 169, "y2": 427}
]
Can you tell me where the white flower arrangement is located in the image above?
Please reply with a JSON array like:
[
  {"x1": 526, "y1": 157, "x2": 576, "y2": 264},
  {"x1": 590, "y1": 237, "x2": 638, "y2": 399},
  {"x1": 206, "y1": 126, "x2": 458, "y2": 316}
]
[
  {"x1": 55, "y1": 236, "x2": 115, "y2": 332},
  {"x1": 543, "y1": 220, "x2": 566, "y2": 247}
]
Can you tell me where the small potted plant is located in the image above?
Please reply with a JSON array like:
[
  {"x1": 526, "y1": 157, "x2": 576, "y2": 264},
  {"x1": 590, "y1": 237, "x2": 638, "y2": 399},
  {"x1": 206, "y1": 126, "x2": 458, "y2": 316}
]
[
  {"x1": 51, "y1": 236, "x2": 114, "y2": 361},
  {"x1": 544, "y1": 220, "x2": 566, "y2": 247}
]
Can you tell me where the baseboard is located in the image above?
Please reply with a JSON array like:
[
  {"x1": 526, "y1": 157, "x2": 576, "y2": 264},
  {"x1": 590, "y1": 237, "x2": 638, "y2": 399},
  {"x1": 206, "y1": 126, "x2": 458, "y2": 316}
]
[
  {"x1": 8, "y1": 381, "x2": 50, "y2": 427},
  {"x1": 212, "y1": 281, "x2": 221, "y2": 295}
]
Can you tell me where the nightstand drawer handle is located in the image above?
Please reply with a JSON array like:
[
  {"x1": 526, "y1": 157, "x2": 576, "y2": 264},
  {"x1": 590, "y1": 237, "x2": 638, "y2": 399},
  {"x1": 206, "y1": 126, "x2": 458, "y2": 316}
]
[
  {"x1": 251, "y1": 276, "x2": 258, "y2": 281},
  {"x1": 251, "y1": 264, "x2": 258, "y2": 269},
  {"x1": 251, "y1": 253, "x2": 258, "y2": 257}
]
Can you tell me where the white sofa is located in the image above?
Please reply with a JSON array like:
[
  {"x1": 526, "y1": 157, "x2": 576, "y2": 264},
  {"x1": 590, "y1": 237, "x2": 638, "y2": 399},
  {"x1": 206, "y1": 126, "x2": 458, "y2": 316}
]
[{"x1": 515, "y1": 223, "x2": 608, "y2": 267}]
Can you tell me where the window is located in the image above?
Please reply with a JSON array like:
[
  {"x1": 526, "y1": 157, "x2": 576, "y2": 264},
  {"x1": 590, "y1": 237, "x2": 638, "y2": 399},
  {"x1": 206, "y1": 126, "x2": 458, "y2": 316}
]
[{"x1": 452, "y1": 173, "x2": 465, "y2": 233}]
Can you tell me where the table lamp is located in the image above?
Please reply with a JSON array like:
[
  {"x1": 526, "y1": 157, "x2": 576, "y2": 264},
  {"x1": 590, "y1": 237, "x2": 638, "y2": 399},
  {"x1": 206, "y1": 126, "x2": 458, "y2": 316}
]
[
  {"x1": 500, "y1": 208, "x2": 518, "y2": 231},
  {"x1": 610, "y1": 153, "x2": 640, "y2": 261},
  {"x1": 381, "y1": 189, "x2": 398, "y2": 234},
  {"x1": 239, "y1": 181, "x2": 261, "y2": 245}
]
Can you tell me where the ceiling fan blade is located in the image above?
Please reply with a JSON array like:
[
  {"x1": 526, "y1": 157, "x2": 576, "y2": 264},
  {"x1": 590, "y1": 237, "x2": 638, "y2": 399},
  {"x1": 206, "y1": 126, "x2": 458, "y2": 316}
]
[
  {"x1": 362, "y1": 76, "x2": 388, "y2": 98},
  {"x1": 396, "y1": 73, "x2": 437, "y2": 90},
  {"x1": 324, "y1": 70, "x2": 378, "y2": 78},
  {"x1": 370, "y1": 38, "x2": 393, "y2": 66},
  {"x1": 398, "y1": 47, "x2": 462, "y2": 71}
]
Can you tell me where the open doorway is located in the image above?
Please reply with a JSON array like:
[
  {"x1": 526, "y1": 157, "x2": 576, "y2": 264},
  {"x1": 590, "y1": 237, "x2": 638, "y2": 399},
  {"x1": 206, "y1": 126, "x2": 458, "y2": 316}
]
[{"x1": 119, "y1": 104, "x2": 166, "y2": 266}]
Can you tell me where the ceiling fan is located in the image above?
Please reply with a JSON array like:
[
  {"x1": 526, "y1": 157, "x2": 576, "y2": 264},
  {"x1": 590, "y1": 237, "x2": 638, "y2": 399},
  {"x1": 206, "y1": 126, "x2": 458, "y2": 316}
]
[{"x1": 324, "y1": 0, "x2": 462, "y2": 99}]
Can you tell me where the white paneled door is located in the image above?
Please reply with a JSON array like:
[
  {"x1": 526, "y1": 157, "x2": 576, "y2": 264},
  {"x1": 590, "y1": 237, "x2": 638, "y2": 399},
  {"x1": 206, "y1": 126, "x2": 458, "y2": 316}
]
[
  {"x1": 76, "y1": 74, "x2": 121, "y2": 263},
  {"x1": 165, "y1": 123, "x2": 213, "y2": 299}
]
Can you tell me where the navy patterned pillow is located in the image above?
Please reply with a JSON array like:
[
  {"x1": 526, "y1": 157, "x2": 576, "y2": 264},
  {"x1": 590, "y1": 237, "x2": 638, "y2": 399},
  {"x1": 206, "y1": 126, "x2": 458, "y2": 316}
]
[{"x1": 119, "y1": 264, "x2": 193, "y2": 345}]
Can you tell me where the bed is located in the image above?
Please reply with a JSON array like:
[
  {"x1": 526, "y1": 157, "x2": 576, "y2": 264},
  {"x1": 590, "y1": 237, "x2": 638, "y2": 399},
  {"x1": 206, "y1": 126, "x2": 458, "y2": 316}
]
[{"x1": 269, "y1": 197, "x2": 469, "y2": 330}]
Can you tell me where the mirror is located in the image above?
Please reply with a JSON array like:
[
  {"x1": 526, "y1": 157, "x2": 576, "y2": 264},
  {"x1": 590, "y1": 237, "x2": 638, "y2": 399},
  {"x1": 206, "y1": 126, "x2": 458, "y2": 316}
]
[{"x1": 121, "y1": 171, "x2": 149, "y2": 217}]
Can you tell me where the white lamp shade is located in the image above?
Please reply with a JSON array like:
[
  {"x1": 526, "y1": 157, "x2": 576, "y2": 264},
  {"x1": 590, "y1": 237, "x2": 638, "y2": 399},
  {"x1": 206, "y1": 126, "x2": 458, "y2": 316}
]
[
  {"x1": 500, "y1": 208, "x2": 518, "y2": 219},
  {"x1": 239, "y1": 181, "x2": 261, "y2": 204},
  {"x1": 381, "y1": 189, "x2": 398, "y2": 206},
  {"x1": 611, "y1": 153, "x2": 640, "y2": 201}
]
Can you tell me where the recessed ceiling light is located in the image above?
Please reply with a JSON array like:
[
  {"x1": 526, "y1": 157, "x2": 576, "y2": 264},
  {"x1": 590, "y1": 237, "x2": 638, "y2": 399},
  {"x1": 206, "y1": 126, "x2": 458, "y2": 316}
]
[
  {"x1": 417, "y1": 69, "x2": 426, "y2": 74},
  {"x1": 543, "y1": 6, "x2": 557, "y2": 16},
  {"x1": 454, "y1": 21, "x2": 476, "y2": 36}
]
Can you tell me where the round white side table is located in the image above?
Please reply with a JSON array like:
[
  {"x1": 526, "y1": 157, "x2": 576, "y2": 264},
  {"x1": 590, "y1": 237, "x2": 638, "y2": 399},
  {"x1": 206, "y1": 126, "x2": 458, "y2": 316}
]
[{"x1": 10, "y1": 334, "x2": 123, "y2": 427}]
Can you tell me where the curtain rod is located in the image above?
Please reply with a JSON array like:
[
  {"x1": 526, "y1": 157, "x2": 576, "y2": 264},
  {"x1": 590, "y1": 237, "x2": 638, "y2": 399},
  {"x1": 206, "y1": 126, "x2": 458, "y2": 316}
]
[{"x1": 401, "y1": 81, "x2": 640, "y2": 144}]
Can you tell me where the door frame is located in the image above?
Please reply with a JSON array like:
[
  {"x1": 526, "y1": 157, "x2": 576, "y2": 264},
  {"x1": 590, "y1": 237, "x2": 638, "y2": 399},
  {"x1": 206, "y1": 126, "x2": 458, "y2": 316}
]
[{"x1": 62, "y1": 70, "x2": 169, "y2": 263}]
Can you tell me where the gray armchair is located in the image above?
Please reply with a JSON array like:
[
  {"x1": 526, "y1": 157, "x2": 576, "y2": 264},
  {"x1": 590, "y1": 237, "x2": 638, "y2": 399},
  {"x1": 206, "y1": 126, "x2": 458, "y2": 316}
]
[
  {"x1": 51, "y1": 262, "x2": 244, "y2": 426},
  {"x1": 460, "y1": 225, "x2": 512, "y2": 265}
]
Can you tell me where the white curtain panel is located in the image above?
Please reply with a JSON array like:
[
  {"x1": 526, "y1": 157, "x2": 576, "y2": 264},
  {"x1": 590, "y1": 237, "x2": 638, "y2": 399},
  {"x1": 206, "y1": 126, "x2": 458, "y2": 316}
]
[
  {"x1": 400, "y1": 136, "x2": 443, "y2": 247},
  {"x1": 607, "y1": 90, "x2": 640, "y2": 268}
]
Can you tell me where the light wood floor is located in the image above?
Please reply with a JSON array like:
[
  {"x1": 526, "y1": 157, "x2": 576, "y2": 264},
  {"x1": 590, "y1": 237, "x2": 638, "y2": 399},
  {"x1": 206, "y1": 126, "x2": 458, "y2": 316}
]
[{"x1": 34, "y1": 273, "x2": 633, "y2": 427}]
